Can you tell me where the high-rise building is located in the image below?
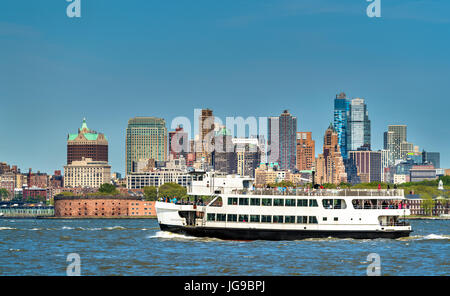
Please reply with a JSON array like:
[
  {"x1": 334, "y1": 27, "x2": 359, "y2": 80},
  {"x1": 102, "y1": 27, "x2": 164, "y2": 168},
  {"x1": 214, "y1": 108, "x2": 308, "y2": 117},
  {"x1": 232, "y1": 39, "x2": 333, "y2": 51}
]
[
  {"x1": 234, "y1": 142, "x2": 261, "y2": 178},
  {"x1": 168, "y1": 125, "x2": 189, "y2": 160},
  {"x1": 197, "y1": 109, "x2": 215, "y2": 165},
  {"x1": 422, "y1": 150, "x2": 440, "y2": 168},
  {"x1": 213, "y1": 127, "x2": 237, "y2": 175},
  {"x1": 380, "y1": 149, "x2": 390, "y2": 182},
  {"x1": 385, "y1": 125, "x2": 407, "y2": 162},
  {"x1": 348, "y1": 151, "x2": 382, "y2": 183},
  {"x1": 347, "y1": 98, "x2": 371, "y2": 151},
  {"x1": 296, "y1": 132, "x2": 315, "y2": 171},
  {"x1": 126, "y1": 117, "x2": 167, "y2": 174},
  {"x1": 334, "y1": 92, "x2": 350, "y2": 159},
  {"x1": 268, "y1": 110, "x2": 297, "y2": 171},
  {"x1": 400, "y1": 142, "x2": 414, "y2": 160},
  {"x1": 315, "y1": 124, "x2": 347, "y2": 185},
  {"x1": 67, "y1": 118, "x2": 108, "y2": 165}
]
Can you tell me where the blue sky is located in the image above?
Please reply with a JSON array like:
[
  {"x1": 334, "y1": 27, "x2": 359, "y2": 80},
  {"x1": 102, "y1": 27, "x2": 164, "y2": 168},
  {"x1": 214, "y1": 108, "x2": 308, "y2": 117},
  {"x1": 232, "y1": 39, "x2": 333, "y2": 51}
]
[{"x1": 0, "y1": 0, "x2": 449, "y2": 175}]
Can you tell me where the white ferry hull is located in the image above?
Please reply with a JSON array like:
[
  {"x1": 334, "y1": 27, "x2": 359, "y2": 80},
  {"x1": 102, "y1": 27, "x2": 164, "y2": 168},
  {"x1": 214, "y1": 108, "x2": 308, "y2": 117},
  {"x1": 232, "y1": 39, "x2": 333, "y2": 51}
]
[{"x1": 159, "y1": 223, "x2": 411, "y2": 240}]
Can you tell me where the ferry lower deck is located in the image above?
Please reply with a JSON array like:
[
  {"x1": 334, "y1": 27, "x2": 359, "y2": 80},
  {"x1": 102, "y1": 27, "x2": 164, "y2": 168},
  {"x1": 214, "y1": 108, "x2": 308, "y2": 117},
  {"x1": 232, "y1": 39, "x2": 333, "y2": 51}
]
[{"x1": 159, "y1": 223, "x2": 411, "y2": 240}]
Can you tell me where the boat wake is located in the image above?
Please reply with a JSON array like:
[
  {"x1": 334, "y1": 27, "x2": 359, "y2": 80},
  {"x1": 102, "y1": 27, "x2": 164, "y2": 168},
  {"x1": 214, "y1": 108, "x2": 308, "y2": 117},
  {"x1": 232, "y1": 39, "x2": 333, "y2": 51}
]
[
  {"x1": 149, "y1": 231, "x2": 222, "y2": 242},
  {"x1": 397, "y1": 234, "x2": 450, "y2": 241},
  {"x1": 149, "y1": 231, "x2": 198, "y2": 240}
]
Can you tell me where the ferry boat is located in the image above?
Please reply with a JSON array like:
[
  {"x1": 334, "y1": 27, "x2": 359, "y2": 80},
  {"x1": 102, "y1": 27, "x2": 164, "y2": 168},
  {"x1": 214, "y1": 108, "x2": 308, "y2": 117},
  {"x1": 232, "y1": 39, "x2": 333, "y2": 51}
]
[{"x1": 155, "y1": 172, "x2": 412, "y2": 240}]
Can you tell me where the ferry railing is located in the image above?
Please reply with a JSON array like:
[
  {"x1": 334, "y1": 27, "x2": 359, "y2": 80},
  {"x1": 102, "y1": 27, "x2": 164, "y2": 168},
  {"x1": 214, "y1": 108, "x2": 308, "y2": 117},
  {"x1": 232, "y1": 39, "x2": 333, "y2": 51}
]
[
  {"x1": 232, "y1": 188, "x2": 404, "y2": 197},
  {"x1": 380, "y1": 221, "x2": 410, "y2": 227},
  {"x1": 353, "y1": 204, "x2": 409, "y2": 210}
]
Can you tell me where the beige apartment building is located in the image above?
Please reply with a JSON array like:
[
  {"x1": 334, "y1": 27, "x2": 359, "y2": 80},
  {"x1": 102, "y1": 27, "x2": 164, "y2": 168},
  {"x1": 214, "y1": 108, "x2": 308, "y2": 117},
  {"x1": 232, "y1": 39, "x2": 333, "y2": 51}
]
[{"x1": 64, "y1": 158, "x2": 111, "y2": 188}]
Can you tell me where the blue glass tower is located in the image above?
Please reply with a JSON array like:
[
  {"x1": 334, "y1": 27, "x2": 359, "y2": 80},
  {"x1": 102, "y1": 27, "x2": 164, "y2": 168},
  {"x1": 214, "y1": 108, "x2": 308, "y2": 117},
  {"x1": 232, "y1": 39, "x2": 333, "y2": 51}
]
[{"x1": 334, "y1": 92, "x2": 350, "y2": 159}]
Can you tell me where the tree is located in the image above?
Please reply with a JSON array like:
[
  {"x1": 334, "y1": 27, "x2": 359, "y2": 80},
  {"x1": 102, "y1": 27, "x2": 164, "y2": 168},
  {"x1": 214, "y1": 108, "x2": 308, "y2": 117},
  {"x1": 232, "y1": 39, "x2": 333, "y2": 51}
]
[
  {"x1": 0, "y1": 188, "x2": 10, "y2": 200},
  {"x1": 143, "y1": 186, "x2": 158, "y2": 201},
  {"x1": 158, "y1": 183, "x2": 187, "y2": 199},
  {"x1": 98, "y1": 183, "x2": 119, "y2": 195}
]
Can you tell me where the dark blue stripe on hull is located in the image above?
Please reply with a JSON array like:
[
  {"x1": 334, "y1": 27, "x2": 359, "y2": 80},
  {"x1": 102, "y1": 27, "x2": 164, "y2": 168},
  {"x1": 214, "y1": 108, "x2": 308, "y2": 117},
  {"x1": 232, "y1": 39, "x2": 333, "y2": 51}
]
[{"x1": 159, "y1": 224, "x2": 411, "y2": 240}]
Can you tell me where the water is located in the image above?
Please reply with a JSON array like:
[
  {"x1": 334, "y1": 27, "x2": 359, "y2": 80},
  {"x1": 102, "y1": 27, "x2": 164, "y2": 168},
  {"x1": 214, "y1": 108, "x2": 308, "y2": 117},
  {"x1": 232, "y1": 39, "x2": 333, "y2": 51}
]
[{"x1": 0, "y1": 219, "x2": 448, "y2": 276}]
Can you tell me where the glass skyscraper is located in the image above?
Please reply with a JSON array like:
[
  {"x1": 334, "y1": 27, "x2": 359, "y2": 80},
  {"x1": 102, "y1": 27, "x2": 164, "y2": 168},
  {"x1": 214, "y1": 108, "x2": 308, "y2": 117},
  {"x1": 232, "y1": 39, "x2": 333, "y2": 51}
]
[
  {"x1": 126, "y1": 117, "x2": 167, "y2": 174},
  {"x1": 347, "y1": 98, "x2": 371, "y2": 151},
  {"x1": 333, "y1": 92, "x2": 350, "y2": 159}
]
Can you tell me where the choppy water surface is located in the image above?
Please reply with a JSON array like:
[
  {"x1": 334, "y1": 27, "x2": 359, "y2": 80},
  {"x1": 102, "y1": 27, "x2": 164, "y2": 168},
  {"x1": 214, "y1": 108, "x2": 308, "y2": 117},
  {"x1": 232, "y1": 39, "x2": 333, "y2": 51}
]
[{"x1": 0, "y1": 219, "x2": 448, "y2": 276}]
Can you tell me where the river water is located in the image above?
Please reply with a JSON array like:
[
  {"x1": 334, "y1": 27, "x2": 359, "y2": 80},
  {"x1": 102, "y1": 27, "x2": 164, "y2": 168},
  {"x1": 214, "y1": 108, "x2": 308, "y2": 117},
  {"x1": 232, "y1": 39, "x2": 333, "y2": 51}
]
[{"x1": 0, "y1": 219, "x2": 448, "y2": 276}]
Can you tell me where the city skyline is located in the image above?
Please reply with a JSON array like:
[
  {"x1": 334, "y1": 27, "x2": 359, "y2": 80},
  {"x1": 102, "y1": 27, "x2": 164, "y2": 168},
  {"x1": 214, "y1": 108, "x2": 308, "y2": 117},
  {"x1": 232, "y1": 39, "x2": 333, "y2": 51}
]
[{"x1": 1, "y1": 0, "x2": 449, "y2": 174}]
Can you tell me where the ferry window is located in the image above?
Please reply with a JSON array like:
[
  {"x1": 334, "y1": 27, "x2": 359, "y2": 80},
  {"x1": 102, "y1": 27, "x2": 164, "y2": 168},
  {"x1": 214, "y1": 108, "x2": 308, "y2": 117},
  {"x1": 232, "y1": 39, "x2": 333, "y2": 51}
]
[
  {"x1": 297, "y1": 199, "x2": 308, "y2": 207},
  {"x1": 250, "y1": 198, "x2": 261, "y2": 206},
  {"x1": 261, "y1": 215, "x2": 272, "y2": 223},
  {"x1": 334, "y1": 217, "x2": 338, "y2": 221},
  {"x1": 262, "y1": 198, "x2": 272, "y2": 206},
  {"x1": 285, "y1": 216, "x2": 295, "y2": 223},
  {"x1": 239, "y1": 198, "x2": 249, "y2": 206},
  {"x1": 309, "y1": 199, "x2": 318, "y2": 207},
  {"x1": 250, "y1": 215, "x2": 260, "y2": 223},
  {"x1": 228, "y1": 198, "x2": 238, "y2": 205},
  {"x1": 334, "y1": 199, "x2": 344, "y2": 209},
  {"x1": 274, "y1": 199, "x2": 284, "y2": 206},
  {"x1": 322, "y1": 199, "x2": 333, "y2": 209},
  {"x1": 323, "y1": 217, "x2": 327, "y2": 221},
  {"x1": 297, "y1": 216, "x2": 308, "y2": 224},
  {"x1": 227, "y1": 214, "x2": 237, "y2": 222},
  {"x1": 285, "y1": 199, "x2": 296, "y2": 207},
  {"x1": 217, "y1": 214, "x2": 226, "y2": 221},
  {"x1": 323, "y1": 199, "x2": 346, "y2": 209},
  {"x1": 210, "y1": 197, "x2": 223, "y2": 207},
  {"x1": 238, "y1": 215, "x2": 249, "y2": 222},
  {"x1": 273, "y1": 215, "x2": 284, "y2": 223},
  {"x1": 207, "y1": 213, "x2": 216, "y2": 221},
  {"x1": 308, "y1": 216, "x2": 318, "y2": 224}
]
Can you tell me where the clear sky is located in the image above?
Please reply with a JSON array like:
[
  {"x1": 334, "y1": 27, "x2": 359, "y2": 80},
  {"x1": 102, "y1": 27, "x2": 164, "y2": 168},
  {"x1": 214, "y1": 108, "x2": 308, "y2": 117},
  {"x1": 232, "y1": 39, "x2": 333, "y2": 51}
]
[{"x1": 0, "y1": 0, "x2": 449, "y2": 175}]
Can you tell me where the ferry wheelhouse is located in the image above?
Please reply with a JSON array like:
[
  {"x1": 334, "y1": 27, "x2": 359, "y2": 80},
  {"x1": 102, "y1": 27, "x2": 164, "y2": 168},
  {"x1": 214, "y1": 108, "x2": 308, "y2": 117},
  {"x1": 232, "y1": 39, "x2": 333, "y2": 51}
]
[{"x1": 155, "y1": 172, "x2": 412, "y2": 240}]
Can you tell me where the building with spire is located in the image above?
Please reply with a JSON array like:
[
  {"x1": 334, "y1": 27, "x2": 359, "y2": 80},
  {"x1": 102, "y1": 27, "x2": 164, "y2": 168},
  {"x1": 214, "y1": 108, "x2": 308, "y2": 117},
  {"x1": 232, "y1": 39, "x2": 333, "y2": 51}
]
[
  {"x1": 315, "y1": 123, "x2": 347, "y2": 185},
  {"x1": 67, "y1": 118, "x2": 108, "y2": 165}
]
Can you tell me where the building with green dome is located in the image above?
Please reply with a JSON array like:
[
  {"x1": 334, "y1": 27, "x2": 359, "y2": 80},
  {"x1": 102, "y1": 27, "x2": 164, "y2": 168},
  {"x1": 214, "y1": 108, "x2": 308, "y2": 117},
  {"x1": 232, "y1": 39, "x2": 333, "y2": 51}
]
[{"x1": 67, "y1": 118, "x2": 108, "y2": 165}]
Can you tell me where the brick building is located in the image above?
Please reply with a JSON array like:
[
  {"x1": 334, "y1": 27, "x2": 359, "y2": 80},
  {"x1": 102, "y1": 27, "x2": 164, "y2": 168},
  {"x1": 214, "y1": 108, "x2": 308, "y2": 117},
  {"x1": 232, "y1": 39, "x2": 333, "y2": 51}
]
[{"x1": 54, "y1": 196, "x2": 156, "y2": 217}]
